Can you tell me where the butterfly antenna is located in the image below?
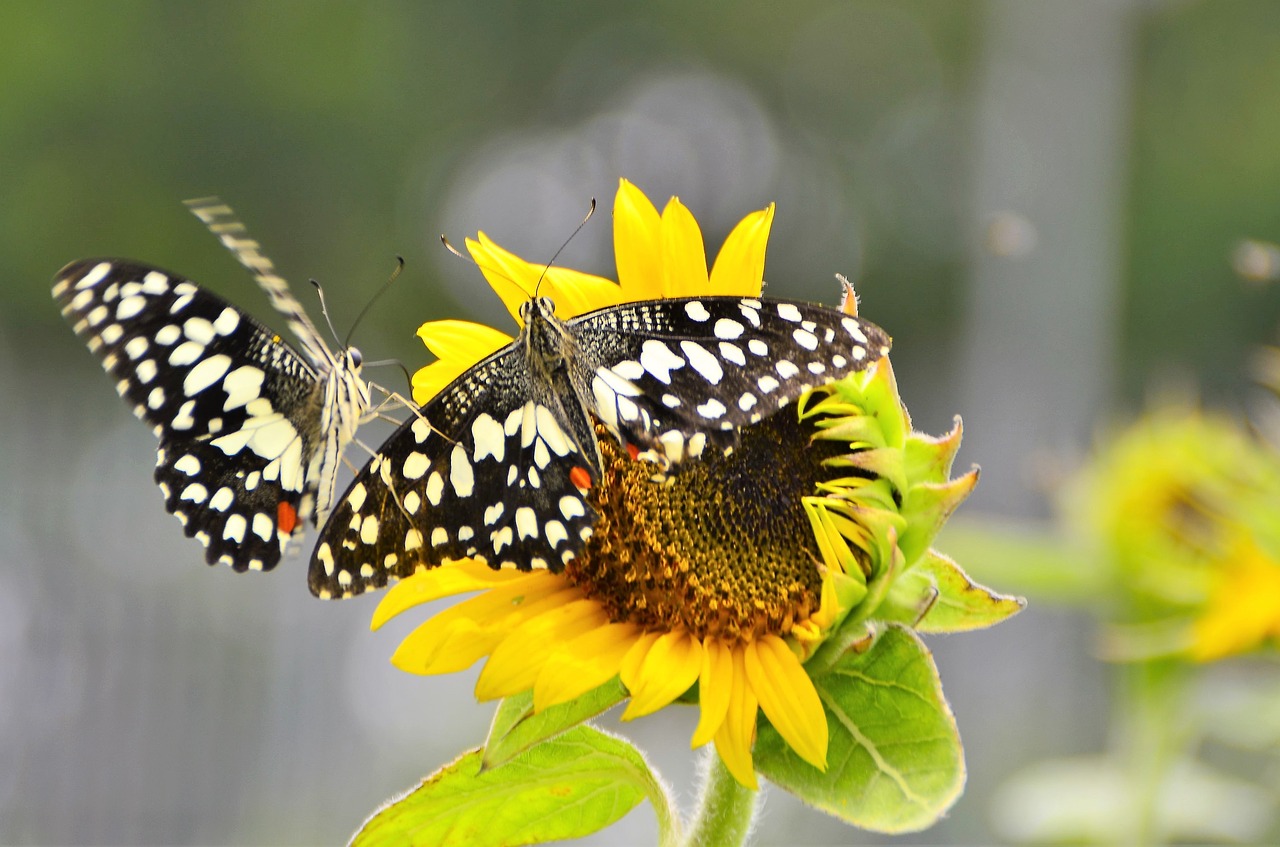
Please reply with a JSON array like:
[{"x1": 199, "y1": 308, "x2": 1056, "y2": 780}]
[
  {"x1": 361, "y1": 357, "x2": 414, "y2": 392},
  {"x1": 440, "y1": 198, "x2": 597, "y2": 299},
  {"x1": 534, "y1": 197, "x2": 596, "y2": 297},
  {"x1": 308, "y1": 279, "x2": 345, "y2": 347},
  {"x1": 344, "y1": 256, "x2": 405, "y2": 348}
]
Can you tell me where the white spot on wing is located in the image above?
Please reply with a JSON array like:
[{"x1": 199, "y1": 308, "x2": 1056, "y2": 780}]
[
  {"x1": 777, "y1": 302, "x2": 803, "y2": 322},
  {"x1": 403, "y1": 451, "x2": 429, "y2": 480},
  {"x1": 222, "y1": 366, "x2": 265, "y2": 410},
  {"x1": 425, "y1": 471, "x2": 444, "y2": 506},
  {"x1": 183, "y1": 317, "x2": 216, "y2": 345},
  {"x1": 252, "y1": 513, "x2": 274, "y2": 542},
  {"x1": 213, "y1": 307, "x2": 241, "y2": 335},
  {"x1": 183, "y1": 353, "x2": 233, "y2": 396},
  {"x1": 697, "y1": 398, "x2": 727, "y2": 419},
  {"x1": 515, "y1": 507, "x2": 538, "y2": 540},
  {"x1": 792, "y1": 328, "x2": 818, "y2": 350},
  {"x1": 223, "y1": 514, "x2": 247, "y2": 543},
  {"x1": 714, "y1": 318, "x2": 744, "y2": 339},
  {"x1": 639, "y1": 339, "x2": 685, "y2": 384},
  {"x1": 559, "y1": 495, "x2": 586, "y2": 520},
  {"x1": 680, "y1": 341, "x2": 723, "y2": 384},
  {"x1": 684, "y1": 300, "x2": 711, "y2": 322},
  {"x1": 450, "y1": 444, "x2": 475, "y2": 497},
  {"x1": 471, "y1": 413, "x2": 506, "y2": 462},
  {"x1": 209, "y1": 487, "x2": 234, "y2": 512}
]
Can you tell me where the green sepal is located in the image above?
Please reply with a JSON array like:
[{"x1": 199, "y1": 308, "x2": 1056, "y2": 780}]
[
  {"x1": 756, "y1": 625, "x2": 965, "y2": 834},
  {"x1": 903, "y1": 418, "x2": 963, "y2": 486},
  {"x1": 897, "y1": 469, "x2": 979, "y2": 568},
  {"x1": 902, "y1": 550, "x2": 1025, "y2": 632},
  {"x1": 483, "y1": 677, "x2": 628, "y2": 769},
  {"x1": 352, "y1": 726, "x2": 679, "y2": 847},
  {"x1": 876, "y1": 568, "x2": 940, "y2": 628},
  {"x1": 825, "y1": 447, "x2": 908, "y2": 498},
  {"x1": 810, "y1": 413, "x2": 887, "y2": 450},
  {"x1": 807, "y1": 541, "x2": 905, "y2": 675}
]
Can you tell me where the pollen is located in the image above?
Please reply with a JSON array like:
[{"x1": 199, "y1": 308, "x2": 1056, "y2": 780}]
[{"x1": 566, "y1": 414, "x2": 847, "y2": 642}]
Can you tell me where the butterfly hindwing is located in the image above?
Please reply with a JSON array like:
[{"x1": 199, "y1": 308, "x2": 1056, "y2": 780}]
[
  {"x1": 154, "y1": 436, "x2": 311, "y2": 571},
  {"x1": 55, "y1": 258, "x2": 328, "y2": 572}
]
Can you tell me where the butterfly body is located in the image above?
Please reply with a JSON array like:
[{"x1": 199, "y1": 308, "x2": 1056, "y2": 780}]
[
  {"x1": 55, "y1": 235, "x2": 370, "y2": 573},
  {"x1": 310, "y1": 293, "x2": 890, "y2": 599}
]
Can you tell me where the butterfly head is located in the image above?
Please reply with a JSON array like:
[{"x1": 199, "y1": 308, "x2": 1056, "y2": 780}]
[{"x1": 519, "y1": 295, "x2": 571, "y2": 372}]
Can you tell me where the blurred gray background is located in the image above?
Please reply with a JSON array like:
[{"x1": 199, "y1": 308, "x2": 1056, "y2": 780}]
[{"x1": 5, "y1": 1, "x2": 1280, "y2": 843}]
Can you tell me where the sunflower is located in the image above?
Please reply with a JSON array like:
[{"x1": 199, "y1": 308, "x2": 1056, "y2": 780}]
[
  {"x1": 374, "y1": 179, "x2": 979, "y2": 790},
  {"x1": 1070, "y1": 409, "x2": 1280, "y2": 661}
]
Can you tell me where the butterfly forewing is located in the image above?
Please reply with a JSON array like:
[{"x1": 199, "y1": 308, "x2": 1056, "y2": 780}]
[
  {"x1": 55, "y1": 258, "x2": 332, "y2": 572},
  {"x1": 309, "y1": 293, "x2": 890, "y2": 599},
  {"x1": 309, "y1": 344, "x2": 599, "y2": 598},
  {"x1": 569, "y1": 296, "x2": 891, "y2": 469}
]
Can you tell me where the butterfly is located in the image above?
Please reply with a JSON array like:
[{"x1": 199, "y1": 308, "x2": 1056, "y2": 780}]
[
  {"x1": 309, "y1": 292, "x2": 890, "y2": 598},
  {"x1": 53, "y1": 199, "x2": 371, "y2": 574}
]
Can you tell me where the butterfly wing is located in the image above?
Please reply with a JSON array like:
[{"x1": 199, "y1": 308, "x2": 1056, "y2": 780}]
[
  {"x1": 569, "y1": 295, "x2": 891, "y2": 469},
  {"x1": 54, "y1": 259, "x2": 324, "y2": 571},
  {"x1": 309, "y1": 344, "x2": 600, "y2": 599}
]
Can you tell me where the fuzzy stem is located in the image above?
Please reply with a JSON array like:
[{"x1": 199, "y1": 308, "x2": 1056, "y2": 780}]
[{"x1": 683, "y1": 749, "x2": 759, "y2": 847}]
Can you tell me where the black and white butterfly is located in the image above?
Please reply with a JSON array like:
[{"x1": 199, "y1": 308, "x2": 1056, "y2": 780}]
[
  {"x1": 53, "y1": 200, "x2": 371, "y2": 574},
  {"x1": 309, "y1": 293, "x2": 890, "y2": 599}
]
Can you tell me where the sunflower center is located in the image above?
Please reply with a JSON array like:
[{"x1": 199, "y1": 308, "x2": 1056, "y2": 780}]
[{"x1": 565, "y1": 412, "x2": 845, "y2": 642}]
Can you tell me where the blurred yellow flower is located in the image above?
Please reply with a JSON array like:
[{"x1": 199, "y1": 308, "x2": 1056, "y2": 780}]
[{"x1": 1071, "y1": 409, "x2": 1280, "y2": 661}]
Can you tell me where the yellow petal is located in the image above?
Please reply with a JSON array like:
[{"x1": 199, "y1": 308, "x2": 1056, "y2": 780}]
[
  {"x1": 1190, "y1": 542, "x2": 1280, "y2": 661},
  {"x1": 714, "y1": 648, "x2": 759, "y2": 790},
  {"x1": 619, "y1": 630, "x2": 662, "y2": 683},
  {"x1": 371, "y1": 561, "x2": 538, "y2": 630},
  {"x1": 537, "y1": 265, "x2": 625, "y2": 318},
  {"x1": 533, "y1": 621, "x2": 640, "y2": 710},
  {"x1": 613, "y1": 178, "x2": 663, "y2": 301},
  {"x1": 412, "y1": 320, "x2": 512, "y2": 404},
  {"x1": 621, "y1": 629, "x2": 703, "y2": 720},
  {"x1": 475, "y1": 599, "x2": 611, "y2": 700},
  {"x1": 744, "y1": 636, "x2": 828, "y2": 771},
  {"x1": 389, "y1": 581, "x2": 581, "y2": 675},
  {"x1": 708, "y1": 204, "x2": 773, "y2": 296},
  {"x1": 690, "y1": 637, "x2": 734, "y2": 748},
  {"x1": 467, "y1": 233, "x2": 544, "y2": 325},
  {"x1": 660, "y1": 197, "x2": 709, "y2": 298}
]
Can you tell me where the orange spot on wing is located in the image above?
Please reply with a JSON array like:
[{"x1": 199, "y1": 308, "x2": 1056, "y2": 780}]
[
  {"x1": 626, "y1": 443, "x2": 639, "y2": 461},
  {"x1": 569, "y1": 466, "x2": 592, "y2": 491},
  {"x1": 277, "y1": 501, "x2": 299, "y2": 535}
]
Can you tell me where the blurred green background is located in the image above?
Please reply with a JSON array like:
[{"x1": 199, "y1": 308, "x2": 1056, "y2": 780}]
[{"x1": 5, "y1": 1, "x2": 1280, "y2": 843}]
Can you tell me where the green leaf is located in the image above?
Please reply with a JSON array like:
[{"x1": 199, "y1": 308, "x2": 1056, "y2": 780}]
[
  {"x1": 484, "y1": 678, "x2": 629, "y2": 768},
  {"x1": 755, "y1": 625, "x2": 965, "y2": 834},
  {"x1": 352, "y1": 726, "x2": 680, "y2": 847},
  {"x1": 911, "y1": 550, "x2": 1025, "y2": 632}
]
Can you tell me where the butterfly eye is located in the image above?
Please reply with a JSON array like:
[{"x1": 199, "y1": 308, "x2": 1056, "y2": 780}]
[{"x1": 349, "y1": 347, "x2": 363, "y2": 368}]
